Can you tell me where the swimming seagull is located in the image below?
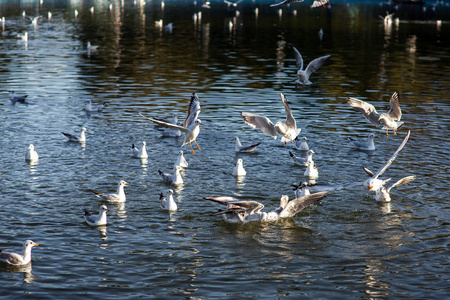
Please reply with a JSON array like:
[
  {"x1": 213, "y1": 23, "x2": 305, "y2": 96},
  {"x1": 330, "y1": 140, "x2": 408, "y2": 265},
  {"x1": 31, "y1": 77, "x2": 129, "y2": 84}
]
[
  {"x1": 241, "y1": 93, "x2": 301, "y2": 145},
  {"x1": 232, "y1": 158, "x2": 247, "y2": 176},
  {"x1": 131, "y1": 141, "x2": 148, "y2": 159},
  {"x1": 293, "y1": 46, "x2": 331, "y2": 87},
  {"x1": 139, "y1": 93, "x2": 202, "y2": 154},
  {"x1": 204, "y1": 191, "x2": 329, "y2": 223},
  {"x1": 17, "y1": 32, "x2": 28, "y2": 41},
  {"x1": 348, "y1": 133, "x2": 377, "y2": 151},
  {"x1": 304, "y1": 161, "x2": 318, "y2": 179},
  {"x1": 347, "y1": 92, "x2": 403, "y2": 137},
  {"x1": 91, "y1": 180, "x2": 129, "y2": 203},
  {"x1": 25, "y1": 144, "x2": 39, "y2": 161},
  {"x1": 294, "y1": 181, "x2": 311, "y2": 198},
  {"x1": 158, "y1": 166, "x2": 183, "y2": 185},
  {"x1": 85, "y1": 100, "x2": 106, "y2": 112},
  {"x1": 62, "y1": 127, "x2": 87, "y2": 143},
  {"x1": 362, "y1": 130, "x2": 411, "y2": 191},
  {"x1": 234, "y1": 136, "x2": 261, "y2": 153},
  {"x1": 9, "y1": 90, "x2": 28, "y2": 103},
  {"x1": 289, "y1": 149, "x2": 315, "y2": 166},
  {"x1": 0, "y1": 240, "x2": 39, "y2": 265},
  {"x1": 160, "y1": 189, "x2": 177, "y2": 211},
  {"x1": 84, "y1": 205, "x2": 109, "y2": 226},
  {"x1": 294, "y1": 136, "x2": 309, "y2": 151},
  {"x1": 174, "y1": 150, "x2": 188, "y2": 169}
]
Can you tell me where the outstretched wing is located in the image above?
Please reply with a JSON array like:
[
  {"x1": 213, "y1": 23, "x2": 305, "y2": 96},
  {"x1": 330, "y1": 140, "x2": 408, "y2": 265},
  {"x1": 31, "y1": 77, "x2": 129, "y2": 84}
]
[
  {"x1": 184, "y1": 93, "x2": 201, "y2": 128},
  {"x1": 347, "y1": 97, "x2": 381, "y2": 126},
  {"x1": 293, "y1": 46, "x2": 304, "y2": 70},
  {"x1": 280, "y1": 93, "x2": 296, "y2": 129},
  {"x1": 203, "y1": 196, "x2": 240, "y2": 206},
  {"x1": 241, "y1": 112, "x2": 279, "y2": 139},
  {"x1": 387, "y1": 91, "x2": 402, "y2": 121},
  {"x1": 139, "y1": 113, "x2": 189, "y2": 133},
  {"x1": 373, "y1": 130, "x2": 411, "y2": 179},
  {"x1": 228, "y1": 200, "x2": 265, "y2": 214},
  {"x1": 279, "y1": 191, "x2": 329, "y2": 218},
  {"x1": 387, "y1": 175, "x2": 416, "y2": 192},
  {"x1": 305, "y1": 55, "x2": 331, "y2": 78}
]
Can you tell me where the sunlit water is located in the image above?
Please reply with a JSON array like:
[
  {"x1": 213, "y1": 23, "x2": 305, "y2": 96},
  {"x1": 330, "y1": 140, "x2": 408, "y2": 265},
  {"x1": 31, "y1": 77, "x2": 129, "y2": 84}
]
[{"x1": 1, "y1": 0, "x2": 449, "y2": 298}]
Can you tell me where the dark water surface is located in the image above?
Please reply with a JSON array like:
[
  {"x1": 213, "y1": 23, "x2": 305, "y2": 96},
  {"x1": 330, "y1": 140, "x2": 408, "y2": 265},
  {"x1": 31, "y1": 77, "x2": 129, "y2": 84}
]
[{"x1": 1, "y1": 0, "x2": 449, "y2": 298}]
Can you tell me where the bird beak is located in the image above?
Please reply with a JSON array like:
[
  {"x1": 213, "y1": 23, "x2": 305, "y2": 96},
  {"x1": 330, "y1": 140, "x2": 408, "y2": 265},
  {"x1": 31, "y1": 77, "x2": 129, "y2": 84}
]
[
  {"x1": 199, "y1": 122, "x2": 203, "y2": 125},
  {"x1": 124, "y1": 182, "x2": 129, "y2": 186},
  {"x1": 369, "y1": 185, "x2": 373, "y2": 190},
  {"x1": 34, "y1": 243, "x2": 40, "y2": 247}
]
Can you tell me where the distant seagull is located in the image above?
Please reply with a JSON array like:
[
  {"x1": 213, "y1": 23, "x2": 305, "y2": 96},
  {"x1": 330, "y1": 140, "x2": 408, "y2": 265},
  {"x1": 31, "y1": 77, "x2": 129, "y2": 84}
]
[
  {"x1": 158, "y1": 166, "x2": 183, "y2": 185},
  {"x1": 270, "y1": 0, "x2": 304, "y2": 8},
  {"x1": 160, "y1": 189, "x2": 177, "y2": 212},
  {"x1": 25, "y1": 144, "x2": 39, "y2": 161},
  {"x1": 84, "y1": 205, "x2": 108, "y2": 226},
  {"x1": 347, "y1": 91, "x2": 403, "y2": 137},
  {"x1": 311, "y1": 0, "x2": 330, "y2": 8},
  {"x1": 379, "y1": 11, "x2": 394, "y2": 25},
  {"x1": 318, "y1": 28, "x2": 323, "y2": 40},
  {"x1": 9, "y1": 90, "x2": 28, "y2": 103},
  {"x1": 48, "y1": 11, "x2": 52, "y2": 20},
  {"x1": 74, "y1": 9, "x2": 79, "y2": 18},
  {"x1": 61, "y1": 127, "x2": 87, "y2": 143},
  {"x1": 374, "y1": 175, "x2": 416, "y2": 202},
  {"x1": 362, "y1": 130, "x2": 411, "y2": 191},
  {"x1": 232, "y1": 158, "x2": 247, "y2": 176},
  {"x1": 155, "y1": 19, "x2": 163, "y2": 28},
  {"x1": 87, "y1": 41, "x2": 99, "y2": 53},
  {"x1": 241, "y1": 93, "x2": 301, "y2": 145},
  {"x1": 0, "y1": 240, "x2": 39, "y2": 265},
  {"x1": 90, "y1": 6, "x2": 94, "y2": 15},
  {"x1": 131, "y1": 141, "x2": 148, "y2": 159},
  {"x1": 25, "y1": 15, "x2": 42, "y2": 26},
  {"x1": 348, "y1": 133, "x2": 377, "y2": 151},
  {"x1": 91, "y1": 180, "x2": 129, "y2": 203},
  {"x1": 304, "y1": 161, "x2": 318, "y2": 179},
  {"x1": 139, "y1": 93, "x2": 202, "y2": 154},
  {"x1": 202, "y1": 0, "x2": 211, "y2": 9},
  {"x1": 17, "y1": 32, "x2": 28, "y2": 41},
  {"x1": 294, "y1": 181, "x2": 311, "y2": 198},
  {"x1": 224, "y1": 0, "x2": 243, "y2": 8},
  {"x1": 85, "y1": 100, "x2": 106, "y2": 112},
  {"x1": 164, "y1": 23, "x2": 173, "y2": 34},
  {"x1": 294, "y1": 136, "x2": 309, "y2": 151},
  {"x1": 233, "y1": 136, "x2": 261, "y2": 153},
  {"x1": 293, "y1": 46, "x2": 331, "y2": 87},
  {"x1": 289, "y1": 149, "x2": 315, "y2": 166},
  {"x1": 174, "y1": 150, "x2": 188, "y2": 169}
]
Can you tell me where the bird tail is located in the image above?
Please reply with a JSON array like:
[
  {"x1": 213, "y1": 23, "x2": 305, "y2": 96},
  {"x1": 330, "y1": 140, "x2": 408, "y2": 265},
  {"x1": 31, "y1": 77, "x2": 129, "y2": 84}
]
[
  {"x1": 84, "y1": 209, "x2": 91, "y2": 216},
  {"x1": 289, "y1": 151, "x2": 296, "y2": 158},
  {"x1": 90, "y1": 190, "x2": 103, "y2": 197}
]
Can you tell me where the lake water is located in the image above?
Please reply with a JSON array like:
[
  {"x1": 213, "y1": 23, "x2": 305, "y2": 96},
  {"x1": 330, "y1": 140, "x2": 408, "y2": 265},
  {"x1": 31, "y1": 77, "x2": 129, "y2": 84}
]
[{"x1": 1, "y1": 0, "x2": 449, "y2": 298}]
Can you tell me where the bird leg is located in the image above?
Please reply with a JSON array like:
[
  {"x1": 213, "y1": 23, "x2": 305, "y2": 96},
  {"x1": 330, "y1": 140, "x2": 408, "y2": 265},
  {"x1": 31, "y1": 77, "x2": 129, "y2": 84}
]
[
  {"x1": 385, "y1": 128, "x2": 389, "y2": 137},
  {"x1": 194, "y1": 140, "x2": 201, "y2": 151},
  {"x1": 189, "y1": 143, "x2": 196, "y2": 155}
]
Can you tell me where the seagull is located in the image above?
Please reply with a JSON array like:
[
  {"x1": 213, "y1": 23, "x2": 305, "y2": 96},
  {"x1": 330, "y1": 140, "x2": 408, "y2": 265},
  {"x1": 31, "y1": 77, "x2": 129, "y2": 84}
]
[
  {"x1": 232, "y1": 158, "x2": 247, "y2": 176},
  {"x1": 87, "y1": 41, "x2": 99, "y2": 53},
  {"x1": 25, "y1": 144, "x2": 39, "y2": 161},
  {"x1": 311, "y1": 0, "x2": 330, "y2": 8},
  {"x1": 158, "y1": 166, "x2": 183, "y2": 185},
  {"x1": 270, "y1": 0, "x2": 304, "y2": 7},
  {"x1": 294, "y1": 181, "x2": 311, "y2": 198},
  {"x1": 61, "y1": 127, "x2": 87, "y2": 143},
  {"x1": 84, "y1": 205, "x2": 109, "y2": 226},
  {"x1": 289, "y1": 149, "x2": 315, "y2": 166},
  {"x1": 202, "y1": 0, "x2": 211, "y2": 9},
  {"x1": 0, "y1": 240, "x2": 39, "y2": 265},
  {"x1": 91, "y1": 180, "x2": 129, "y2": 203},
  {"x1": 362, "y1": 130, "x2": 411, "y2": 191},
  {"x1": 174, "y1": 150, "x2": 188, "y2": 169},
  {"x1": 348, "y1": 133, "x2": 377, "y2": 151},
  {"x1": 293, "y1": 46, "x2": 331, "y2": 87},
  {"x1": 204, "y1": 191, "x2": 329, "y2": 223},
  {"x1": 85, "y1": 100, "x2": 106, "y2": 112},
  {"x1": 233, "y1": 136, "x2": 261, "y2": 153},
  {"x1": 131, "y1": 141, "x2": 148, "y2": 159},
  {"x1": 241, "y1": 93, "x2": 301, "y2": 145},
  {"x1": 347, "y1": 92, "x2": 403, "y2": 137},
  {"x1": 294, "y1": 136, "x2": 309, "y2": 151},
  {"x1": 160, "y1": 189, "x2": 177, "y2": 211},
  {"x1": 379, "y1": 11, "x2": 394, "y2": 25},
  {"x1": 9, "y1": 90, "x2": 28, "y2": 103},
  {"x1": 304, "y1": 161, "x2": 318, "y2": 179},
  {"x1": 374, "y1": 175, "x2": 416, "y2": 202},
  {"x1": 17, "y1": 32, "x2": 28, "y2": 41},
  {"x1": 139, "y1": 93, "x2": 202, "y2": 154},
  {"x1": 25, "y1": 15, "x2": 42, "y2": 26},
  {"x1": 153, "y1": 113, "x2": 182, "y2": 137}
]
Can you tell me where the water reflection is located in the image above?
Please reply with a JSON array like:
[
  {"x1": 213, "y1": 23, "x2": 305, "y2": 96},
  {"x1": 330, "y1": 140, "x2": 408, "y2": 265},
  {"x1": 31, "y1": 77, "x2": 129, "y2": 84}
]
[{"x1": 2, "y1": 263, "x2": 35, "y2": 284}]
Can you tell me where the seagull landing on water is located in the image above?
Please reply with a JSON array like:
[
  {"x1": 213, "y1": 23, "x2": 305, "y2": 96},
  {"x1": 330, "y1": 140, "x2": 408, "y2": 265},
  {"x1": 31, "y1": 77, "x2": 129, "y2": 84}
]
[
  {"x1": 293, "y1": 46, "x2": 331, "y2": 87},
  {"x1": 348, "y1": 92, "x2": 403, "y2": 137},
  {"x1": 0, "y1": 240, "x2": 39, "y2": 265}
]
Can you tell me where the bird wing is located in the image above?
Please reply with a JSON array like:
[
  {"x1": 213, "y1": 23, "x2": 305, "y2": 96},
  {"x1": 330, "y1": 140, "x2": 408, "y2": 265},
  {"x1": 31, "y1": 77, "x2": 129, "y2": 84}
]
[
  {"x1": 269, "y1": 0, "x2": 291, "y2": 7},
  {"x1": 373, "y1": 130, "x2": 411, "y2": 179},
  {"x1": 293, "y1": 46, "x2": 304, "y2": 70},
  {"x1": 363, "y1": 167, "x2": 375, "y2": 177},
  {"x1": 139, "y1": 113, "x2": 189, "y2": 133},
  {"x1": 387, "y1": 91, "x2": 402, "y2": 121},
  {"x1": 280, "y1": 93, "x2": 296, "y2": 129},
  {"x1": 387, "y1": 175, "x2": 416, "y2": 192},
  {"x1": 0, "y1": 251, "x2": 22, "y2": 265},
  {"x1": 347, "y1": 97, "x2": 381, "y2": 126},
  {"x1": 239, "y1": 143, "x2": 261, "y2": 152},
  {"x1": 241, "y1": 112, "x2": 279, "y2": 138},
  {"x1": 304, "y1": 55, "x2": 331, "y2": 78},
  {"x1": 279, "y1": 191, "x2": 329, "y2": 218},
  {"x1": 62, "y1": 132, "x2": 79, "y2": 141},
  {"x1": 228, "y1": 200, "x2": 265, "y2": 214},
  {"x1": 184, "y1": 93, "x2": 201, "y2": 128},
  {"x1": 203, "y1": 196, "x2": 240, "y2": 206}
]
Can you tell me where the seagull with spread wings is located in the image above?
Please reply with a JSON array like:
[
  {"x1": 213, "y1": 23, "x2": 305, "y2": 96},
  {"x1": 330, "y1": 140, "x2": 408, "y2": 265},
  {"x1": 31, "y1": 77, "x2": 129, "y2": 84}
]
[
  {"x1": 293, "y1": 46, "x2": 331, "y2": 87},
  {"x1": 140, "y1": 93, "x2": 202, "y2": 154}
]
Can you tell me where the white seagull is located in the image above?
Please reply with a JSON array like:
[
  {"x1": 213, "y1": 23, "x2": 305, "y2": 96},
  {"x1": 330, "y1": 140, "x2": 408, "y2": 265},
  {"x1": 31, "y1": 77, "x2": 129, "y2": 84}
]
[
  {"x1": 241, "y1": 93, "x2": 301, "y2": 145},
  {"x1": 131, "y1": 141, "x2": 148, "y2": 159},
  {"x1": 232, "y1": 158, "x2": 247, "y2": 176},
  {"x1": 289, "y1": 149, "x2": 315, "y2": 166},
  {"x1": 9, "y1": 90, "x2": 28, "y2": 103},
  {"x1": 374, "y1": 175, "x2": 416, "y2": 202},
  {"x1": 362, "y1": 130, "x2": 411, "y2": 191},
  {"x1": 347, "y1": 91, "x2": 403, "y2": 137},
  {"x1": 233, "y1": 136, "x2": 261, "y2": 153},
  {"x1": 204, "y1": 191, "x2": 329, "y2": 223},
  {"x1": 294, "y1": 136, "x2": 309, "y2": 151},
  {"x1": 17, "y1": 32, "x2": 28, "y2": 41},
  {"x1": 62, "y1": 127, "x2": 87, "y2": 143},
  {"x1": 0, "y1": 240, "x2": 39, "y2": 265},
  {"x1": 160, "y1": 189, "x2": 177, "y2": 211},
  {"x1": 304, "y1": 161, "x2": 319, "y2": 179},
  {"x1": 85, "y1": 100, "x2": 106, "y2": 112},
  {"x1": 311, "y1": 0, "x2": 330, "y2": 8},
  {"x1": 293, "y1": 46, "x2": 331, "y2": 87},
  {"x1": 84, "y1": 205, "x2": 109, "y2": 226},
  {"x1": 174, "y1": 150, "x2": 188, "y2": 169},
  {"x1": 294, "y1": 181, "x2": 311, "y2": 198},
  {"x1": 158, "y1": 166, "x2": 183, "y2": 185},
  {"x1": 140, "y1": 93, "x2": 202, "y2": 154},
  {"x1": 348, "y1": 133, "x2": 377, "y2": 151},
  {"x1": 91, "y1": 180, "x2": 129, "y2": 203},
  {"x1": 25, "y1": 144, "x2": 39, "y2": 161}
]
